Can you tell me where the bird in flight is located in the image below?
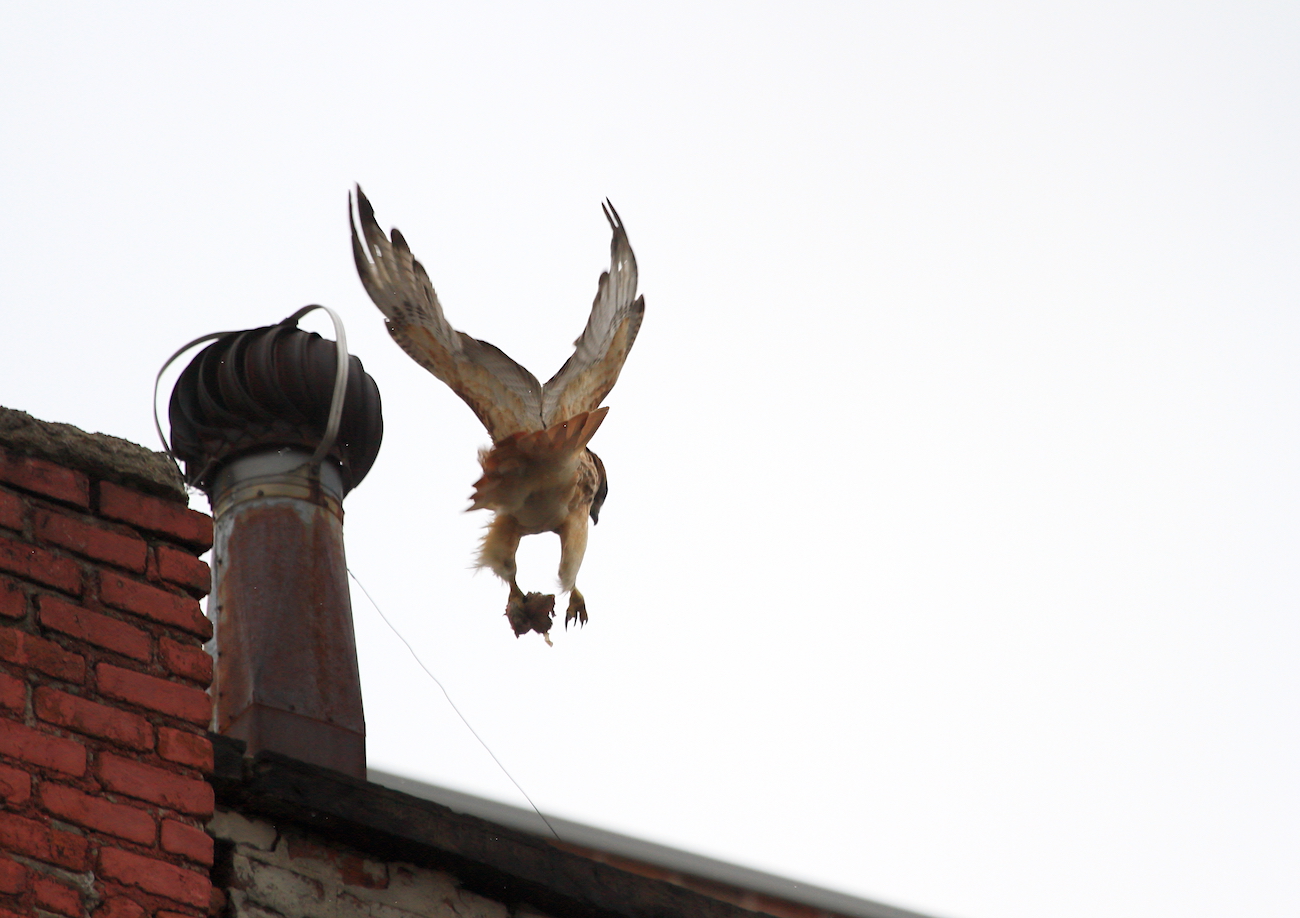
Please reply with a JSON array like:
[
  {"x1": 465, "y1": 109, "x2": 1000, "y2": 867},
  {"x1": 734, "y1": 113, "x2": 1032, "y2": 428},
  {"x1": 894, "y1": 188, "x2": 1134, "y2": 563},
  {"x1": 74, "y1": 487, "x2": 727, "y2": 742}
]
[{"x1": 349, "y1": 187, "x2": 644, "y2": 642}]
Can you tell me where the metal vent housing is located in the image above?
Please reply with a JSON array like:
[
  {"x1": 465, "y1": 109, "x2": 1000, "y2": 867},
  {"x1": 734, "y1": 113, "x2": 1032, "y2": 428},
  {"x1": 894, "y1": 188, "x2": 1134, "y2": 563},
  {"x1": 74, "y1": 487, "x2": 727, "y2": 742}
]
[{"x1": 168, "y1": 323, "x2": 383, "y2": 492}]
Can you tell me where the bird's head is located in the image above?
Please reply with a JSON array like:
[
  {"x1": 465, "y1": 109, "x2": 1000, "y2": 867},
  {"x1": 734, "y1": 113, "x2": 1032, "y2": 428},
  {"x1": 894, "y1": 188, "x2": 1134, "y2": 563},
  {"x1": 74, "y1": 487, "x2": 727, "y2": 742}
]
[{"x1": 588, "y1": 450, "x2": 608, "y2": 524}]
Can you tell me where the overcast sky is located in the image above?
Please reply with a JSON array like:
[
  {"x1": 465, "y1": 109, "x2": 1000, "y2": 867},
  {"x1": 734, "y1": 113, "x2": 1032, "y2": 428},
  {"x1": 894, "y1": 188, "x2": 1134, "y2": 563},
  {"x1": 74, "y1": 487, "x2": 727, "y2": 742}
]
[{"x1": 2, "y1": 4, "x2": 1298, "y2": 917}]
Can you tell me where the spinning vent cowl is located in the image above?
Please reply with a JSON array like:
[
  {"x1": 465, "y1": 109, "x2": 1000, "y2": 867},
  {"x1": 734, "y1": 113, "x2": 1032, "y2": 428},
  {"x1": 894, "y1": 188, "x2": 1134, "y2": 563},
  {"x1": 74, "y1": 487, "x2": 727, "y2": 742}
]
[{"x1": 168, "y1": 323, "x2": 383, "y2": 778}]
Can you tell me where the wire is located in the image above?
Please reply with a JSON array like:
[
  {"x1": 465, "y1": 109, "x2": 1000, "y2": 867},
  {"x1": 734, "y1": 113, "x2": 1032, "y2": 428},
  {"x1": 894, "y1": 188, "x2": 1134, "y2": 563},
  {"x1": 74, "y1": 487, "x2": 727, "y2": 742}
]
[{"x1": 346, "y1": 567, "x2": 562, "y2": 843}]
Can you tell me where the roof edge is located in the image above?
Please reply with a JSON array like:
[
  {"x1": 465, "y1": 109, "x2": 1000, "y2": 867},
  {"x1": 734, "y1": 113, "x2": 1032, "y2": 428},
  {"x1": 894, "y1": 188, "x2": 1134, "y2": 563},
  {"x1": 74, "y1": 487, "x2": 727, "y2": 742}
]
[
  {"x1": 368, "y1": 768, "x2": 936, "y2": 918},
  {"x1": 211, "y1": 735, "x2": 777, "y2": 918}
]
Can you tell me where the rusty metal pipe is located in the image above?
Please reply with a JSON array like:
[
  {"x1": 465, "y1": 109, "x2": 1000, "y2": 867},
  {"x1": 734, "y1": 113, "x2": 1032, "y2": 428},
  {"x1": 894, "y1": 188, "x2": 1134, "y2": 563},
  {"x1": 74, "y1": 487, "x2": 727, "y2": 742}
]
[
  {"x1": 169, "y1": 322, "x2": 381, "y2": 779},
  {"x1": 209, "y1": 447, "x2": 366, "y2": 777}
]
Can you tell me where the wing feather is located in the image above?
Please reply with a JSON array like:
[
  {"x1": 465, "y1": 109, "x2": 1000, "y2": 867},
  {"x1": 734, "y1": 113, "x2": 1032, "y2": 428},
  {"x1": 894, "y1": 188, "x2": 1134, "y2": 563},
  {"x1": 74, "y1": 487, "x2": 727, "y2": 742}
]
[
  {"x1": 541, "y1": 201, "x2": 646, "y2": 425},
  {"x1": 350, "y1": 187, "x2": 544, "y2": 439}
]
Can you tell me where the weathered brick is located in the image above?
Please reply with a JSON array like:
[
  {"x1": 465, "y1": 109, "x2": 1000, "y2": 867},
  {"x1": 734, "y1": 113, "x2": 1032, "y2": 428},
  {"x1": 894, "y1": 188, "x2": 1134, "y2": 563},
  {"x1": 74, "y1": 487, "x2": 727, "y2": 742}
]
[
  {"x1": 207, "y1": 888, "x2": 227, "y2": 917},
  {"x1": 0, "y1": 811, "x2": 89, "y2": 870},
  {"x1": 207, "y1": 809, "x2": 276, "y2": 850},
  {"x1": 154, "y1": 546, "x2": 210, "y2": 596},
  {"x1": 0, "y1": 536, "x2": 81, "y2": 595},
  {"x1": 92, "y1": 895, "x2": 146, "y2": 918},
  {"x1": 39, "y1": 597, "x2": 152, "y2": 662},
  {"x1": 0, "y1": 627, "x2": 85, "y2": 682},
  {"x1": 32, "y1": 874, "x2": 82, "y2": 917},
  {"x1": 157, "y1": 728, "x2": 212, "y2": 772},
  {"x1": 35, "y1": 509, "x2": 147, "y2": 573},
  {"x1": 0, "y1": 856, "x2": 26, "y2": 894},
  {"x1": 231, "y1": 857, "x2": 323, "y2": 912},
  {"x1": 0, "y1": 449, "x2": 88, "y2": 508},
  {"x1": 0, "y1": 672, "x2": 23, "y2": 712},
  {"x1": 97, "y1": 664, "x2": 210, "y2": 725},
  {"x1": 0, "y1": 762, "x2": 31, "y2": 805},
  {"x1": 98, "y1": 484, "x2": 212, "y2": 551},
  {"x1": 40, "y1": 781, "x2": 157, "y2": 844},
  {"x1": 161, "y1": 819, "x2": 213, "y2": 866},
  {"x1": 34, "y1": 687, "x2": 153, "y2": 751},
  {"x1": 99, "y1": 574, "x2": 211, "y2": 640},
  {"x1": 98, "y1": 846, "x2": 211, "y2": 908},
  {"x1": 159, "y1": 638, "x2": 212, "y2": 687},
  {"x1": 0, "y1": 489, "x2": 21, "y2": 532},
  {"x1": 0, "y1": 577, "x2": 23, "y2": 620},
  {"x1": 285, "y1": 837, "x2": 387, "y2": 889},
  {"x1": 0, "y1": 717, "x2": 87, "y2": 775},
  {"x1": 97, "y1": 754, "x2": 213, "y2": 816}
]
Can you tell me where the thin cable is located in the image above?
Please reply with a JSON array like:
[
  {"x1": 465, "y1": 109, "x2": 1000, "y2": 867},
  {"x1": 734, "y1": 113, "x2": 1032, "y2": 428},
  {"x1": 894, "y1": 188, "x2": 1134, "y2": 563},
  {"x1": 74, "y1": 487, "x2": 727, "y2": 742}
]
[{"x1": 347, "y1": 567, "x2": 562, "y2": 843}]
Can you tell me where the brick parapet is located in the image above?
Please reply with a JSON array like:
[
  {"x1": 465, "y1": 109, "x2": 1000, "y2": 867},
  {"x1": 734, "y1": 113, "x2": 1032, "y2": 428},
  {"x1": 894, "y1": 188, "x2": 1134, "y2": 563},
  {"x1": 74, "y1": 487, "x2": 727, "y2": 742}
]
[{"x1": 0, "y1": 414, "x2": 214, "y2": 918}]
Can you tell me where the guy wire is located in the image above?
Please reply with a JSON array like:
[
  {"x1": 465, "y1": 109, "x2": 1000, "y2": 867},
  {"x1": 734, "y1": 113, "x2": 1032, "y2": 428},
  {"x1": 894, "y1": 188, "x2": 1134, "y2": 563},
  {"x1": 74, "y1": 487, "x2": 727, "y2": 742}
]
[{"x1": 346, "y1": 568, "x2": 562, "y2": 843}]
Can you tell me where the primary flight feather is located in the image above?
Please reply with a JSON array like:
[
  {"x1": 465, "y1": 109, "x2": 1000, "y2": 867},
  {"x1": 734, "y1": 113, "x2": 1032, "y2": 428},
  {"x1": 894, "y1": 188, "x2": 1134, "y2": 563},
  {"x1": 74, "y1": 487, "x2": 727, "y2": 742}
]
[{"x1": 349, "y1": 186, "x2": 644, "y2": 642}]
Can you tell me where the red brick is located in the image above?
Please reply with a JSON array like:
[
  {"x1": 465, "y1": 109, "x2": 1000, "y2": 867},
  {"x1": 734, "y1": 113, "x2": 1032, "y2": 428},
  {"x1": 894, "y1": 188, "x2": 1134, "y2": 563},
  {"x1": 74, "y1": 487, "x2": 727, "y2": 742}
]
[
  {"x1": 34, "y1": 687, "x2": 153, "y2": 751},
  {"x1": 0, "y1": 489, "x2": 21, "y2": 532},
  {"x1": 0, "y1": 856, "x2": 26, "y2": 894},
  {"x1": 35, "y1": 509, "x2": 147, "y2": 572},
  {"x1": 0, "y1": 627, "x2": 85, "y2": 682},
  {"x1": 159, "y1": 638, "x2": 212, "y2": 687},
  {"x1": 92, "y1": 896, "x2": 146, "y2": 918},
  {"x1": 0, "y1": 577, "x2": 23, "y2": 620},
  {"x1": 99, "y1": 574, "x2": 211, "y2": 640},
  {"x1": 98, "y1": 484, "x2": 212, "y2": 551},
  {"x1": 40, "y1": 781, "x2": 156, "y2": 844},
  {"x1": 98, "y1": 846, "x2": 210, "y2": 908},
  {"x1": 0, "y1": 536, "x2": 81, "y2": 595},
  {"x1": 97, "y1": 754, "x2": 213, "y2": 817},
  {"x1": 40, "y1": 597, "x2": 152, "y2": 662},
  {"x1": 157, "y1": 728, "x2": 212, "y2": 772},
  {"x1": 0, "y1": 811, "x2": 89, "y2": 870},
  {"x1": 0, "y1": 717, "x2": 87, "y2": 775},
  {"x1": 0, "y1": 449, "x2": 88, "y2": 508},
  {"x1": 0, "y1": 762, "x2": 31, "y2": 804},
  {"x1": 161, "y1": 819, "x2": 213, "y2": 866},
  {"x1": 341, "y1": 856, "x2": 388, "y2": 889},
  {"x1": 33, "y1": 875, "x2": 82, "y2": 917},
  {"x1": 0, "y1": 672, "x2": 23, "y2": 712},
  {"x1": 154, "y1": 546, "x2": 210, "y2": 596},
  {"x1": 96, "y1": 664, "x2": 209, "y2": 725}
]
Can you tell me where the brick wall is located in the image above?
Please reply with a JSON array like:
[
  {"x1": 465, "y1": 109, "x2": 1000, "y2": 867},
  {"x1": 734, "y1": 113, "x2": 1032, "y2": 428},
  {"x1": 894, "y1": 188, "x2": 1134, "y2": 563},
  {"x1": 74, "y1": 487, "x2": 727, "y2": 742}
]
[
  {"x1": 0, "y1": 412, "x2": 216, "y2": 918},
  {"x1": 209, "y1": 810, "x2": 552, "y2": 918}
]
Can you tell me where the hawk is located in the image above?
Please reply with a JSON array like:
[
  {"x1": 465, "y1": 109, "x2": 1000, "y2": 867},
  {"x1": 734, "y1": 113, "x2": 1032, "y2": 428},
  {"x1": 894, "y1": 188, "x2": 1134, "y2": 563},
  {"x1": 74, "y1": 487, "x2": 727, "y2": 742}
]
[{"x1": 349, "y1": 187, "x2": 644, "y2": 642}]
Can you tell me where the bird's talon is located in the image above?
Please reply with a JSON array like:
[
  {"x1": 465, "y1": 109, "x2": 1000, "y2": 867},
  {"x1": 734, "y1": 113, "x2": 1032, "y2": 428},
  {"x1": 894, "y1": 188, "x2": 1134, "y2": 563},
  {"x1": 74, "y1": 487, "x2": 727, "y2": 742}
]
[{"x1": 564, "y1": 590, "x2": 588, "y2": 630}]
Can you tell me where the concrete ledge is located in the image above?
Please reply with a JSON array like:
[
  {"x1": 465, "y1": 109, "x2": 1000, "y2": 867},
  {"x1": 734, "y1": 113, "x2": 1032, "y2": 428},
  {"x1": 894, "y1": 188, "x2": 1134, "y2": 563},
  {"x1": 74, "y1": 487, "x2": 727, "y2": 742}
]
[{"x1": 0, "y1": 406, "x2": 186, "y2": 502}]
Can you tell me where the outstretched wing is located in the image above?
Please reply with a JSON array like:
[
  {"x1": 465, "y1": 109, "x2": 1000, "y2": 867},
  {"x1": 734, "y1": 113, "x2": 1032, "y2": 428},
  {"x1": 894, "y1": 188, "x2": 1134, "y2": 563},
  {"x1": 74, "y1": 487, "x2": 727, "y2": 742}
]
[
  {"x1": 540, "y1": 201, "x2": 646, "y2": 425},
  {"x1": 350, "y1": 187, "x2": 545, "y2": 440}
]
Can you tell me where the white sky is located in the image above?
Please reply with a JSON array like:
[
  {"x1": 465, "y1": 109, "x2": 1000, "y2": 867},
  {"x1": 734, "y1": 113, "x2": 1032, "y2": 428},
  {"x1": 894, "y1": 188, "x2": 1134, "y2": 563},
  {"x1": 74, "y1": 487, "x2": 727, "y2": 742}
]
[{"x1": 2, "y1": 4, "x2": 1298, "y2": 917}]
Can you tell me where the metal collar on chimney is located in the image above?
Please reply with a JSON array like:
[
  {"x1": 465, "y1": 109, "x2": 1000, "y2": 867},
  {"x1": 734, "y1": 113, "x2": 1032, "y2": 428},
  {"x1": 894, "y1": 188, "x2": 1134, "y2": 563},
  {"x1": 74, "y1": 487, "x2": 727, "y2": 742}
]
[{"x1": 210, "y1": 448, "x2": 346, "y2": 521}]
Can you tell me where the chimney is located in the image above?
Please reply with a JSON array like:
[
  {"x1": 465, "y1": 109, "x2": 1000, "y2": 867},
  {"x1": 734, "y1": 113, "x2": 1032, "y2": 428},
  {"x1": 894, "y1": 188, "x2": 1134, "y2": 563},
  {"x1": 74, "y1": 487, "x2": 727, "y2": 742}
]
[{"x1": 167, "y1": 319, "x2": 382, "y2": 778}]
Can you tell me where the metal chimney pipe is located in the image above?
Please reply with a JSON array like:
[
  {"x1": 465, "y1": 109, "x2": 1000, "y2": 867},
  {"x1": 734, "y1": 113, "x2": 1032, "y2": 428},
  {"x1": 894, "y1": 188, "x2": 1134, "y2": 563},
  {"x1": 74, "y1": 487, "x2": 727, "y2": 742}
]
[{"x1": 167, "y1": 320, "x2": 382, "y2": 778}]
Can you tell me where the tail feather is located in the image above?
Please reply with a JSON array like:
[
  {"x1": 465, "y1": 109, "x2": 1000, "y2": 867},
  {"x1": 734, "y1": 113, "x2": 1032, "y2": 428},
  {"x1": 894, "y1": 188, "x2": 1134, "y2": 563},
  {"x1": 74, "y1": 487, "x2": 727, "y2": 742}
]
[{"x1": 469, "y1": 408, "x2": 609, "y2": 511}]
